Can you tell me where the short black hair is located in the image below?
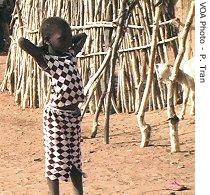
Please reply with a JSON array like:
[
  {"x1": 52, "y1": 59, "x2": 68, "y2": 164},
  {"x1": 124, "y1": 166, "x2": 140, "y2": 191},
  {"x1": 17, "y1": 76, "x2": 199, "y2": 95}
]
[
  {"x1": 0, "y1": 0, "x2": 6, "y2": 8},
  {"x1": 40, "y1": 17, "x2": 70, "y2": 39}
]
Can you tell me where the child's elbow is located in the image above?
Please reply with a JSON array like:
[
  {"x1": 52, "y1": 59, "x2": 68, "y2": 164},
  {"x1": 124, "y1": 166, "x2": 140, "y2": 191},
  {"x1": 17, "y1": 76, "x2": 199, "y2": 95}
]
[
  {"x1": 82, "y1": 33, "x2": 87, "y2": 39},
  {"x1": 18, "y1": 37, "x2": 26, "y2": 48}
]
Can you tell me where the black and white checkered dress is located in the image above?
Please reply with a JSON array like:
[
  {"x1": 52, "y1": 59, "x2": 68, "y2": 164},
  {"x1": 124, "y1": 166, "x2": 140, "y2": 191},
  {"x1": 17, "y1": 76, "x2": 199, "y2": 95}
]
[{"x1": 42, "y1": 49, "x2": 85, "y2": 181}]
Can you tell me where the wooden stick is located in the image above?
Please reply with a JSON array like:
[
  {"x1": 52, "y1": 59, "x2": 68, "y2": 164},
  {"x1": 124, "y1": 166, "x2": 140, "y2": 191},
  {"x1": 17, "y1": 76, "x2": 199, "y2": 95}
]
[
  {"x1": 137, "y1": 4, "x2": 161, "y2": 148},
  {"x1": 104, "y1": 0, "x2": 138, "y2": 144},
  {"x1": 167, "y1": 1, "x2": 195, "y2": 153}
]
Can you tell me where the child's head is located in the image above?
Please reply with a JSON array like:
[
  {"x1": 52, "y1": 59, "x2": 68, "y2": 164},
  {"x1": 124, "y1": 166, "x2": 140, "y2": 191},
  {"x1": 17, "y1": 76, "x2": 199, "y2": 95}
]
[{"x1": 40, "y1": 17, "x2": 72, "y2": 53}]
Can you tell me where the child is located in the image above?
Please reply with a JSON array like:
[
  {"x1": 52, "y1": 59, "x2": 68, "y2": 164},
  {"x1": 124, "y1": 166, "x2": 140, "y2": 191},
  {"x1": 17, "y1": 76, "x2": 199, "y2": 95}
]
[{"x1": 18, "y1": 17, "x2": 87, "y2": 195}]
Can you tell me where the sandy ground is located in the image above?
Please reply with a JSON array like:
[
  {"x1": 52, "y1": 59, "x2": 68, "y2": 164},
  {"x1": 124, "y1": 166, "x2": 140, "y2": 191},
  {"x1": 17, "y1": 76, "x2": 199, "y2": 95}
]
[{"x1": 0, "y1": 55, "x2": 194, "y2": 195}]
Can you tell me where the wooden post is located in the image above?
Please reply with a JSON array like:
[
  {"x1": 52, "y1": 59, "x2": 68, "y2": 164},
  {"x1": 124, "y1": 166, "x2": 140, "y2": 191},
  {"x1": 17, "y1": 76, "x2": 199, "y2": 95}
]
[
  {"x1": 137, "y1": 3, "x2": 161, "y2": 148},
  {"x1": 167, "y1": 1, "x2": 195, "y2": 153},
  {"x1": 104, "y1": 0, "x2": 138, "y2": 144}
]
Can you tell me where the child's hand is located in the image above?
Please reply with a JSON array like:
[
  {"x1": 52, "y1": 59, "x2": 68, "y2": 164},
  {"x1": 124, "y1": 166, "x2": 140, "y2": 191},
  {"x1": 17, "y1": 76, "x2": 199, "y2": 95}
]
[
  {"x1": 72, "y1": 33, "x2": 87, "y2": 45},
  {"x1": 72, "y1": 33, "x2": 87, "y2": 55}
]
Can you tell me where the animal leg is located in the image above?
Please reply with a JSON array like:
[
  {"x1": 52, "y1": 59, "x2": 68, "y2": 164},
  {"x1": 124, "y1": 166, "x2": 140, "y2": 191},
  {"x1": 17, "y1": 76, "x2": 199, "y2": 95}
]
[
  {"x1": 178, "y1": 86, "x2": 189, "y2": 120},
  {"x1": 190, "y1": 90, "x2": 195, "y2": 116}
]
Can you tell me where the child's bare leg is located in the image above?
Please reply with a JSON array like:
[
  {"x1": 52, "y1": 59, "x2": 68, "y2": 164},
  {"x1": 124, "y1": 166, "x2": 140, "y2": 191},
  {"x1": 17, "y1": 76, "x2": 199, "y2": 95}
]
[
  {"x1": 47, "y1": 177, "x2": 59, "y2": 195},
  {"x1": 70, "y1": 166, "x2": 83, "y2": 195}
]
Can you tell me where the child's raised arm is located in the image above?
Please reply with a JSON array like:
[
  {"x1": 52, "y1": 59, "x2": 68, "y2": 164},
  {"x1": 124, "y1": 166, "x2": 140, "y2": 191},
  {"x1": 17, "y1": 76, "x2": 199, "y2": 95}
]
[
  {"x1": 72, "y1": 33, "x2": 87, "y2": 55},
  {"x1": 18, "y1": 37, "x2": 48, "y2": 70}
]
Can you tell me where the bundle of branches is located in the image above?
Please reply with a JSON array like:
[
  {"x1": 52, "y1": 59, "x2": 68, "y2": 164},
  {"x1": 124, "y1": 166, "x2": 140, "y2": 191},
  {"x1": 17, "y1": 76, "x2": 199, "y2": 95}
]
[
  {"x1": 1, "y1": 0, "x2": 195, "y2": 151},
  {"x1": 1, "y1": 0, "x2": 180, "y2": 112}
]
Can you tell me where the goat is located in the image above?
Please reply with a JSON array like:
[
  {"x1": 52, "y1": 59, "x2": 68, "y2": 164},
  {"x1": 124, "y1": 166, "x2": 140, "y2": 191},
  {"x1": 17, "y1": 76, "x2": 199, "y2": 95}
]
[{"x1": 155, "y1": 58, "x2": 195, "y2": 119}]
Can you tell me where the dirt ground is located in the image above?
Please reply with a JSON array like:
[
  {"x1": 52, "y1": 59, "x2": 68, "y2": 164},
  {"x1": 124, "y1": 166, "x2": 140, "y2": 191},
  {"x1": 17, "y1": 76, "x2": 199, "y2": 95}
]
[{"x1": 0, "y1": 55, "x2": 194, "y2": 195}]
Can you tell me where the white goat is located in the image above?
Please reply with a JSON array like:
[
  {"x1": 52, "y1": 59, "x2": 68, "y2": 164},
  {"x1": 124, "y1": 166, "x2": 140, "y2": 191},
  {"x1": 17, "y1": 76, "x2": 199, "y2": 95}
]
[{"x1": 155, "y1": 58, "x2": 195, "y2": 119}]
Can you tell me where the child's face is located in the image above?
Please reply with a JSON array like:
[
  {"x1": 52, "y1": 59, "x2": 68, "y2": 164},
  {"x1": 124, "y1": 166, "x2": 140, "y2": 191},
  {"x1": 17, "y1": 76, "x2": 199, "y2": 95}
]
[{"x1": 48, "y1": 25, "x2": 72, "y2": 54}]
